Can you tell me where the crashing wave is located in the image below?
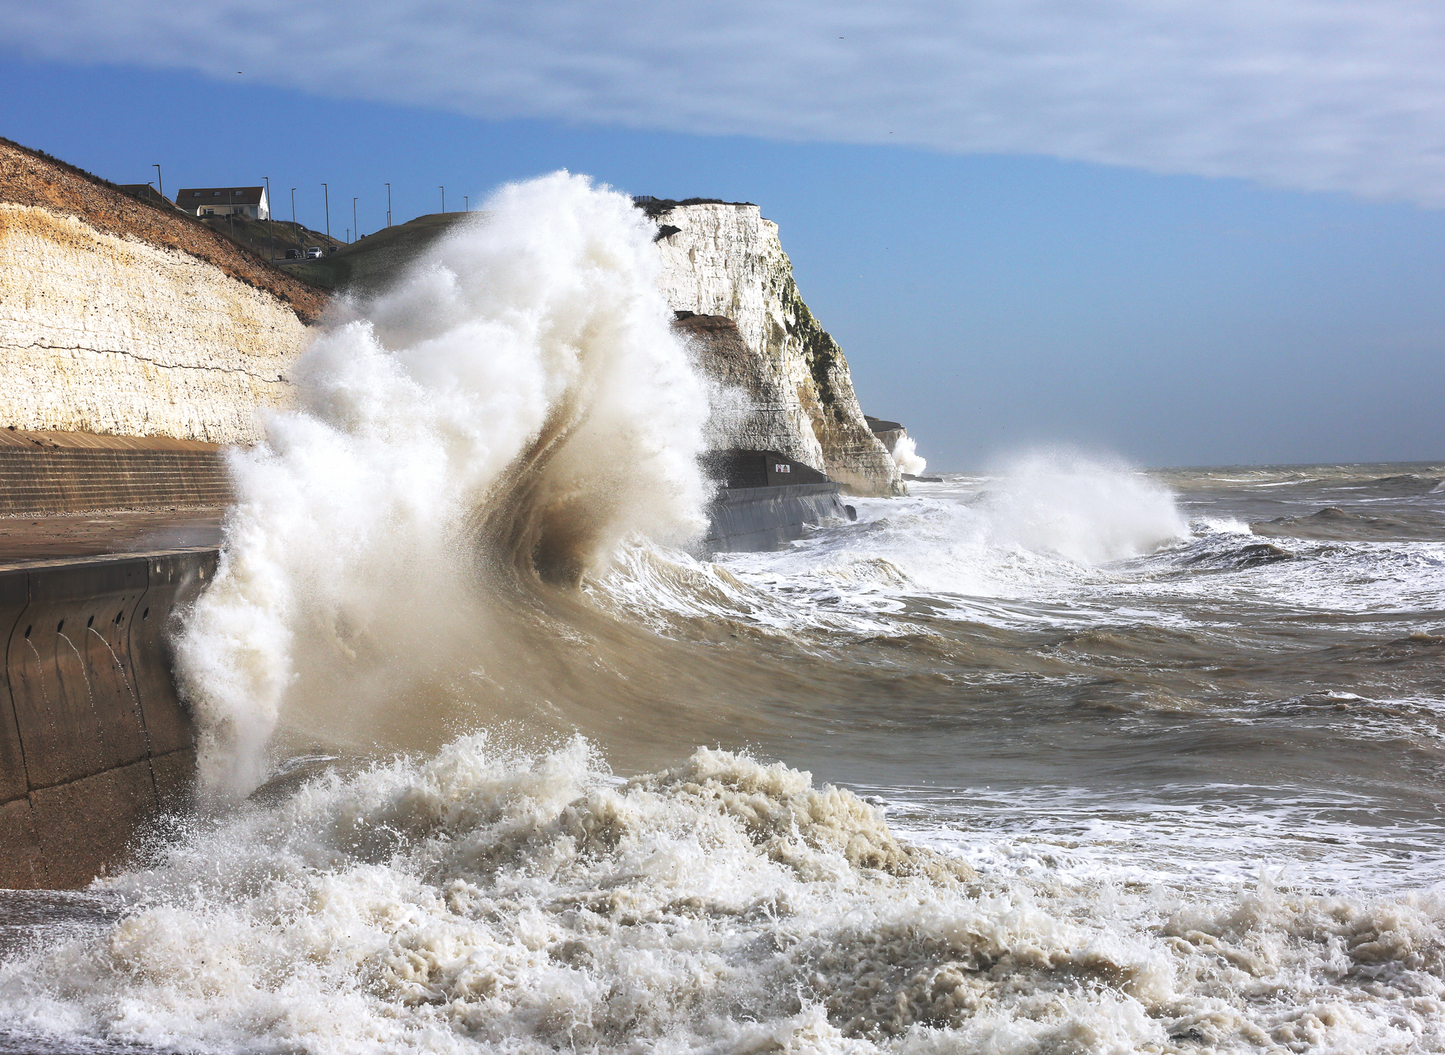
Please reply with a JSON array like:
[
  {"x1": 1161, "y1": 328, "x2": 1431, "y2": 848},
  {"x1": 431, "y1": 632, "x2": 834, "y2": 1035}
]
[{"x1": 175, "y1": 173, "x2": 711, "y2": 799}]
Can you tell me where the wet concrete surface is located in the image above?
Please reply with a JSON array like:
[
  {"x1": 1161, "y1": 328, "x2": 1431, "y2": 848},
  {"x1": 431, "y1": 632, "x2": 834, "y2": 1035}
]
[{"x1": 0, "y1": 512, "x2": 223, "y2": 566}]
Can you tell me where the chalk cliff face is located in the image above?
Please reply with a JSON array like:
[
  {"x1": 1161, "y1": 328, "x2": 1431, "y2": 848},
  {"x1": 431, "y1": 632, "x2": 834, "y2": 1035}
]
[
  {"x1": 0, "y1": 204, "x2": 303, "y2": 444},
  {"x1": 671, "y1": 312, "x2": 824, "y2": 469},
  {"x1": 0, "y1": 141, "x2": 899, "y2": 491},
  {"x1": 653, "y1": 202, "x2": 902, "y2": 496},
  {"x1": 0, "y1": 139, "x2": 319, "y2": 445}
]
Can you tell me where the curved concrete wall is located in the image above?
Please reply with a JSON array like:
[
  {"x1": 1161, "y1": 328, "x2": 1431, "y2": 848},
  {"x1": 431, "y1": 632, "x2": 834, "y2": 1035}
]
[
  {"x1": 0, "y1": 550, "x2": 215, "y2": 889},
  {"x1": 704, "y1": 483, "x2": 852, "y2": 553},
  {"x1": 0, "y1": 430, "x2": 231, "y2": 515}
]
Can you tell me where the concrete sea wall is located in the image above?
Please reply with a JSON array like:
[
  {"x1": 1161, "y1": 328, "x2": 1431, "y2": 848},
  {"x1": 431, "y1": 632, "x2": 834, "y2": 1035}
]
[
  {"x1": 0, "y1": 429, "x2": 231, "y2": 515},
  {"x1": 0, "y1": 549, "x2": 216, "y2": 888},
  {"x1": 704, "y1": 483, "x2": 854, "y2": 553}
]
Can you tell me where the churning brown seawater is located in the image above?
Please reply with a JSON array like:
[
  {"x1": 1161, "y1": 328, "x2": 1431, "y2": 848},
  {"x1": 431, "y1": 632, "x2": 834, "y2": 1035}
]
[
  {"x1": 3, "y1": 174, "x2": 1444, "y2": 1053},
  {"x1": 4, "y1": 461, "x2": 1441, "y2": 1055}
]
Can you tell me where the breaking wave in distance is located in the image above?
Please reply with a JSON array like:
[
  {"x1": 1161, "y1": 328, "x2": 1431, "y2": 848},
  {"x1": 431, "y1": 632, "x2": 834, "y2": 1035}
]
[{"x1": 891, "y1": 435, "x2": 927, "y2": 476}]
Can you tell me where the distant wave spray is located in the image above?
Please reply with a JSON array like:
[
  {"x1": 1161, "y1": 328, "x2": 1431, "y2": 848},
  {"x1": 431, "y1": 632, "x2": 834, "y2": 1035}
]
[
  {"x1": 891, "y1": 434, "x2": 927, "y2": 476},
  {"x1": 975, "y1": 449, "x2": 1187, "y2": 565}
]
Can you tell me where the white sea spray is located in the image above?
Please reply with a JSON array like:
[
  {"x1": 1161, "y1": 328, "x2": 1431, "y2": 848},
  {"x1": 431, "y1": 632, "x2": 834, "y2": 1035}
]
[
  {"x1": 173, "y1": 173, "x2": 711, "y2": 800},
  {"x1": 892, "y1": 435, "x2": 927, "y2": 476},
  {"x1": 5, "y1": 170, "x2": 1442, "y2": 1055}
]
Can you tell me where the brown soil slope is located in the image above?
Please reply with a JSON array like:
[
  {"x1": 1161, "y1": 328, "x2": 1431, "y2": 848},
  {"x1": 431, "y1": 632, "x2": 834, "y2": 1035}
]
[{"x1": 0, "y1": 139, "x2": 329, "y2": 324}]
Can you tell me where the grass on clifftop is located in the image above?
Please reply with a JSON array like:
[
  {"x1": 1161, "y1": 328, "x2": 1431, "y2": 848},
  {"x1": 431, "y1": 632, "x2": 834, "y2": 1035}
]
[
  {"x1": 199, "y1": 215, "x2": 341, "y2": 263},
  {"x1": 190, "y1": 211, "x2": 475, "y2": 298},
  {"x1": 283, "y1": 212, "x2": 475, "y2": 295}
]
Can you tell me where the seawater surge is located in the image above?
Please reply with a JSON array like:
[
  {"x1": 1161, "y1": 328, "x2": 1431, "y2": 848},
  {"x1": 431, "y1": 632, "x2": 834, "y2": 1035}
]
[{"x1": 2, "y1": 173, "x2": 1444, "y2": 1054}]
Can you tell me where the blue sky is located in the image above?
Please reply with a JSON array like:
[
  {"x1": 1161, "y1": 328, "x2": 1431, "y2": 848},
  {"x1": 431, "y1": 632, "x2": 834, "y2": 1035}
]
[{"x1": 4, "y1": 1, "x2": 1444, "y2": 469}]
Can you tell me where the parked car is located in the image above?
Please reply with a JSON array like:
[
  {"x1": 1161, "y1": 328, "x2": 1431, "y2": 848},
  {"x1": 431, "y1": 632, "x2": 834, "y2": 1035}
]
[
  {"x1": 284, "y1": 248, "x2": 301, "y2": 260},
  {"x1": 304, "y1": 246, "x2": 323, "y2": 259}
]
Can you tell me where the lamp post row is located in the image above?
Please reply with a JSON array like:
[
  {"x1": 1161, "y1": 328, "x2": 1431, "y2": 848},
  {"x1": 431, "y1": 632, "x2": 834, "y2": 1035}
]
[
  {"x1": 149, "y1": 166, "x2": 437, "y2": 249},
  {"x1": 292, "y1": 181, "x2": 406, "y2": 245},
  {"x1": 294, "y1": 181, "x2": 421, "y2": 240}
]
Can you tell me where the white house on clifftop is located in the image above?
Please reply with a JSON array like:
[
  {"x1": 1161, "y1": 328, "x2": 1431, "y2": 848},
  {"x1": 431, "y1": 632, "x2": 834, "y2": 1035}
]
[{"x1": 175, "y1": 185, "x2": 269, "y2": 219}]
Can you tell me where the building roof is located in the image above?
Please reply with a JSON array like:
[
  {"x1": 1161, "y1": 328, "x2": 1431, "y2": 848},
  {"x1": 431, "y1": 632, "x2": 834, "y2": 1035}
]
[{"x1": 175, "y1": 186, "x2": 264, "y2": 207}]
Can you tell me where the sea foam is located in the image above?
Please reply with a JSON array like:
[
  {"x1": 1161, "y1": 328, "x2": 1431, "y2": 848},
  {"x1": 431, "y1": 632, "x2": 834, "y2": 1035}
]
[{"x1": 4, "y1": 737, "x2": 1443, "y2": 1054}]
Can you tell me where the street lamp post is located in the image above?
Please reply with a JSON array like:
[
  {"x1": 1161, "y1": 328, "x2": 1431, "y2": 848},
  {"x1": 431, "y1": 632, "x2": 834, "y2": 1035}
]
[
  {"x1": 385, "y1": 183, "x2": 392, "y2": 228},
  {"x1": 263, "y1": 176, "x2": 273, "y2": 259},
  {"x1": 440, "y1": 186, "x2": 445, "y2": 214},
  {"x1": 352, "y1": 198, "x2": 358, "y2": 242},
  {"x1": 291, "y1": 188, "x2": 297, "y2": 228},
  {"x1": 464, "y1": 196, "x2": 469, "y2": 212},
  {"x1": 152, "y1": 164, "x2": 163, "y2": 203},
  {"x1": 322, "y1": 183, "x2": 330, "y2": 238}
]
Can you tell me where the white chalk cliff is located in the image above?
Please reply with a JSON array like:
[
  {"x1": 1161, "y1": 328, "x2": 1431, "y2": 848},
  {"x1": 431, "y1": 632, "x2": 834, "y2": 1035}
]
[
  {"x1": 653, "y1": 202, "x2": 903, "y2": 497},
  {"x1": 0, "y1": 139, "x2": 325, "y2": 445},
  {"x1": 0, "y1": 203, "x2": 303, "y2": 444},
  {"x1": 0, "y1": 143, "x2": 902, "y2": 496}
]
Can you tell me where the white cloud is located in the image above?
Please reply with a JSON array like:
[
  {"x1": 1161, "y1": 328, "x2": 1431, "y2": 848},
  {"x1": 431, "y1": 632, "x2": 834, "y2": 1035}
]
[{"x1": 6, "y1": 0, "x2": 1445, "y2": 204}]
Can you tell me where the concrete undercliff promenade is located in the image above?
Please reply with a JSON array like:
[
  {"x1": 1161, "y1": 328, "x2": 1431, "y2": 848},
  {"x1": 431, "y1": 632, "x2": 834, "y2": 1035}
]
[
  {"x1": 0, "y1": 548, "x2": 217, "y2": 888},
  {"x1": 0, "y1": 430, "x2": 229, "y2": 888}
]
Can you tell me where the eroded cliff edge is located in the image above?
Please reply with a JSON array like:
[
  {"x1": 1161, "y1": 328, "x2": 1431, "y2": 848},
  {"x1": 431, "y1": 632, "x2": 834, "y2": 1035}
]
[
  {"x1": 0, "y1": 139, "x2": 320, "y2": 444},
  {"x1": 651, "y1": 200, "x2": 903, "y2": 497}
]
